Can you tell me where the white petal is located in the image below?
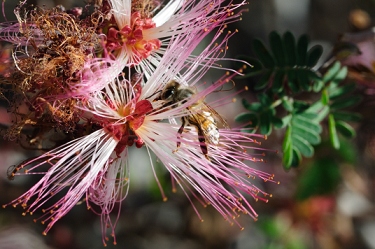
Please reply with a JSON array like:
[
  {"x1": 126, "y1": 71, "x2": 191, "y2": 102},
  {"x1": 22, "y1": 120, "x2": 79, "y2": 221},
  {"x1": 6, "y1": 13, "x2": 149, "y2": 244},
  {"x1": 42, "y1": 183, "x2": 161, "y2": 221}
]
[
  {"x1": 109, "y1": 0, "x2": 132, "y2": 28},
  {"x1": 152, "y1": 0, "x2": 184, "y2": 26}
]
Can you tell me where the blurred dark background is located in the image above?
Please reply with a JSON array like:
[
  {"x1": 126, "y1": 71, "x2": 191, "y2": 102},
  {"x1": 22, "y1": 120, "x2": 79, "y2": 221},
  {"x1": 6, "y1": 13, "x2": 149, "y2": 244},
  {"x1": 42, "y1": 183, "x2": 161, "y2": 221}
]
[{"x1": 1, "y1": 0, "x2": 375, "y2": 249}]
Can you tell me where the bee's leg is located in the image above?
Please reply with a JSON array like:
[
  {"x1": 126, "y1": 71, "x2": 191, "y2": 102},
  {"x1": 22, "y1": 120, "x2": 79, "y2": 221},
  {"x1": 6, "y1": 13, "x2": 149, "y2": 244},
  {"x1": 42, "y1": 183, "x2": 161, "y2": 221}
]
[
  {"x1": 197, "y1": 128, "x2": 209, "y2": 160},
  {"x1": 174, "y1": 118, "x2": 186, "y2": 153}
]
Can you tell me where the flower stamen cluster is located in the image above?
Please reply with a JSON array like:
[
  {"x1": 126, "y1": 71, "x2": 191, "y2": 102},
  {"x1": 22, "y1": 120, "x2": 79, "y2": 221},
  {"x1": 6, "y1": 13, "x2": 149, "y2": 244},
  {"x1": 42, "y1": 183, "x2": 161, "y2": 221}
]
[{"x1": 105, "y1": 12, "x2": 161, "y2": 61}]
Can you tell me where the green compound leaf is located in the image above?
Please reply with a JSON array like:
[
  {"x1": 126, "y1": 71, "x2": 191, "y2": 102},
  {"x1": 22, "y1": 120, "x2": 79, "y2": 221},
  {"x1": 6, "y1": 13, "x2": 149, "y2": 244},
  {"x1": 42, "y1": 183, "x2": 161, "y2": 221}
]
[
  {"x1": 237, "y1": 35, "x2": 361, "y2": 170},
  {"x1": 240, "y1": 31, "x2": 323, "y2": 94}
]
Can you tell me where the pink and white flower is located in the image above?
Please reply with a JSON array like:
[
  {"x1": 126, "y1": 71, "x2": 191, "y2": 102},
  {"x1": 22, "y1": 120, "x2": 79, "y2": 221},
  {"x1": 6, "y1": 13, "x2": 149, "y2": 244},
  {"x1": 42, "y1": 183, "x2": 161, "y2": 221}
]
[
  {"x1": 4, "y1": 23, "x2": 277, "y2": 245},
  {"x1": 79, "y1": 0, "x2": 248, "y2": 93}
]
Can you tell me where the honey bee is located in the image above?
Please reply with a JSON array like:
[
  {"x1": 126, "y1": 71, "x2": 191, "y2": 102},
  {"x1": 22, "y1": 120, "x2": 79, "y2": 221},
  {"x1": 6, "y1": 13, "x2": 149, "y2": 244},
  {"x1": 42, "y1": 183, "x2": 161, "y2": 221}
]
[{"x1": 160, "y1": 80, "x2": 229, "y2": 157}]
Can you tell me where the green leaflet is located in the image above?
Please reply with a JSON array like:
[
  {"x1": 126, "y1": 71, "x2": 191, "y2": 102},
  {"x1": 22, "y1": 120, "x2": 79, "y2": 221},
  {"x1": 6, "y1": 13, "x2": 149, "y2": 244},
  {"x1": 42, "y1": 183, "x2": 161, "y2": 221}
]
[{"x1": 253, "y1": 39, "x2": 275, "y2": 68}]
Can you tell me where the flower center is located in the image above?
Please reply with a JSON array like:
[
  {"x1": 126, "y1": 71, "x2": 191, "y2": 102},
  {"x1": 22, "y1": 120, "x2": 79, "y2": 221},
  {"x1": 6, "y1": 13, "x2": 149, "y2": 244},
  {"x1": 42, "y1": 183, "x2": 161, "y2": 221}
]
[
  {"x1": 105, "y1": 97, "x2": 153, "y2": 155},
  {"x1": 105, "y1": 12, "x2": 161, "y2": 62}
]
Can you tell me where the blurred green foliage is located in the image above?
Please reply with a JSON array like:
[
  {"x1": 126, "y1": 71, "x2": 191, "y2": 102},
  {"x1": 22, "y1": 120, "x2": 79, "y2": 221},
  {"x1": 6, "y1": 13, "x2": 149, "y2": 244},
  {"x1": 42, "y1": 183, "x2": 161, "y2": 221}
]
[{"x1": 236, "y1": 31, "x2": 361, "y2": 169}]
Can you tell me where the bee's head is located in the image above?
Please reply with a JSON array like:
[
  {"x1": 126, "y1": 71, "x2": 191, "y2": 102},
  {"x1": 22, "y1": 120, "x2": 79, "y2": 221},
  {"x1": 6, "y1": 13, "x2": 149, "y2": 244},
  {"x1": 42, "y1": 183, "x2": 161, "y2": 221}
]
[
  {"x1": 160, "y1": 80, "x2": 195, "y2": 107},
  {"x1": 160, "y1": 80, "x2": 180, "y2": 102}
]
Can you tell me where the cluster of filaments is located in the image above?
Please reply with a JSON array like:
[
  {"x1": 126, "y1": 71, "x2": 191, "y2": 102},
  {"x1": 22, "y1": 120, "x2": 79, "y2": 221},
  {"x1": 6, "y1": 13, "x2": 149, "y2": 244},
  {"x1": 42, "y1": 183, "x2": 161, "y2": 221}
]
[
  {"x1": 0, "y1": 0, "x2": 161, "y2": 146},
  {"x1": 0, "y1": 0, "x2": 278, "y2": 245}
]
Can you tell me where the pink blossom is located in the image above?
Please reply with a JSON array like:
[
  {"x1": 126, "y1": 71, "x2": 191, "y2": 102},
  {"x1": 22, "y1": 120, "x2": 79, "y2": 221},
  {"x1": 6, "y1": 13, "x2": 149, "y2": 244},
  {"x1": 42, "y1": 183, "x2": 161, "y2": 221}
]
[
  {"x1": 4, "y1": 32, "x2": 277, "y2": 245},
  {"x1": 1, "y1": 0, "x2": 277, "y2": 245},
  {"x1": 82, "y1": 0, "x2": 248, "y2": 93},
  {"x1": 3, "y1": 79, "x2": 148, "y2": 246}
]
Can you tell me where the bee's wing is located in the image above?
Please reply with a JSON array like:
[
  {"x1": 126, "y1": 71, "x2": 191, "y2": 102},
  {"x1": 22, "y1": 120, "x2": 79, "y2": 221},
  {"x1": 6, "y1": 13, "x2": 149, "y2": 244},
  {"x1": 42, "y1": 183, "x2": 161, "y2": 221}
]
[{"x1": 201, "y1": 102, "x2": 230, "y2": 129}]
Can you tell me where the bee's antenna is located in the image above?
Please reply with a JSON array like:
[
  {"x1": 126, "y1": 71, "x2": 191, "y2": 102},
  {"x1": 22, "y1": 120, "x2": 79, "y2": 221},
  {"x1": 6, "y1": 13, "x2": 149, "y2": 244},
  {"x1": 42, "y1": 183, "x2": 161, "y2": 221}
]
[{"x1": 213, "y1": 79, "x2": 236, "y2": 93}]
